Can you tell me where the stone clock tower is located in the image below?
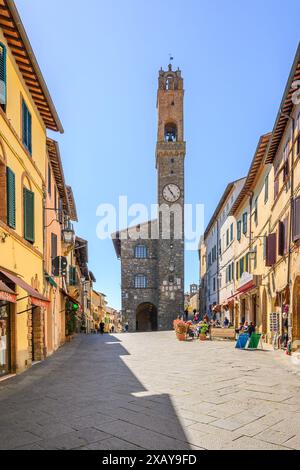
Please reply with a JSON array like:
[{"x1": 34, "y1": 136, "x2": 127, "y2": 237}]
[
  {"x1": 156, "y1": 64, "x2": 185, "y2": 329},
  {"x1": 113, "y1": 63, "x2": 185, "y2": 332}
]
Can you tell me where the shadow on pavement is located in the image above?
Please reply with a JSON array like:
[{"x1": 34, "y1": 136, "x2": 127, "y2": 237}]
[{"x1": 0, "y1": 333, "x2": 191, "y2": 450}]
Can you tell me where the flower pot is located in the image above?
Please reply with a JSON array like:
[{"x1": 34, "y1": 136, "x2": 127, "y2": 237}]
[
  {"x1": 199, "y1": 334, "x2": 206, "y2": 341},
  {"x1": 176, "y1": 333, "x2": 186, "y2": 341}
]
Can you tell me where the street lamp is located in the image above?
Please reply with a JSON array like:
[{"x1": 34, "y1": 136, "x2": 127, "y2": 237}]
[{"x1": 62, "y1": 225, "x2": 75, "y2": 245}]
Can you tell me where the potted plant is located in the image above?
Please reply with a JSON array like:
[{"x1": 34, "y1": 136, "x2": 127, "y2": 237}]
[
  {"x1": 199, "y1": 323, "x2": 209, "y2": 341},
  {"x1": 175, "y1": 320, "x2": 188, "y2": 341}
]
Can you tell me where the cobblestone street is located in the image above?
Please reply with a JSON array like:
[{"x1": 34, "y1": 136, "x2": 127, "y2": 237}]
[{"x1": 1, "y1": 332, "x2": 300, "y2": 450}]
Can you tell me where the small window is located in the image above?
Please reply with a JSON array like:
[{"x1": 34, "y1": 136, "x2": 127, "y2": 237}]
[
  {"x1": 134, "y1": 274, "x2": 147, "y2": 289},
  {"x1": 134, "y1": 245, "x2": 148, "y2": 259},
  {"x1": 230, "y1": 223, "x2": 234, "y2": 241},
  {"x1": 22, "y1": 99, "x2": 32, "y2": 155}
]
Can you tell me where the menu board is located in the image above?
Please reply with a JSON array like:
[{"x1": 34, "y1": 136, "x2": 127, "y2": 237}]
[{"x1": 269, "y1": 312, "x2": 279, "y2": 332}]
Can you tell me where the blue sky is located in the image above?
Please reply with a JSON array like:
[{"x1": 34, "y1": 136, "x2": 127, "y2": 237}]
[{"x1": 16, "y1": 0, "x2": 300, "y2": 309}]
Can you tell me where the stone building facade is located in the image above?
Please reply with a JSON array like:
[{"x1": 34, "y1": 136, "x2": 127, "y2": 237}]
[{"x1": 113, "y1": 64, "x2": 185, "y2": 331}]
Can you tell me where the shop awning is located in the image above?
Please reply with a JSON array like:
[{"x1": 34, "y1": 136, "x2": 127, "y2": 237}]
[
  {"x1": 237, "y1": 280, "x2": 256, "y2": 295},
  {"x1": 0, "y1": 280, "x2": 17, "y2": 303},
  {"x1": 212, "y1": 304, "x2": 221, "y2": 313},
  {"x1": 0, "y1": 269, "x2": 50, "y2": 308},
  {"x1": 228, "y1": 280, "x2": 257, "y2": 300}
]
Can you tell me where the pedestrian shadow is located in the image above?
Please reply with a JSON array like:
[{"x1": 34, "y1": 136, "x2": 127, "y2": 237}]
[{"x1": 0, "y1": 334, "x2": 192, "y2": 450}]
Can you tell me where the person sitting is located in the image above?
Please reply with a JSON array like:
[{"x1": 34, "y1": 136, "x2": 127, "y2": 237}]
[
  {"x1": 243, "y1": 321, "x2": 249, "y2": 333},
  {"x1": 223, "y1": 317, "x2": 229, "y2": 328}
]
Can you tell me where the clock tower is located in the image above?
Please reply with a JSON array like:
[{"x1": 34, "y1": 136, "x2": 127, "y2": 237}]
[{"x1": 156, "y1": 63, "x2": 186, "y2": 329}]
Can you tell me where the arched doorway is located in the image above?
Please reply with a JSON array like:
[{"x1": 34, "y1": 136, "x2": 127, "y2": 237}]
[
  {"x1": 292, "y1": 276, "x2": 300, "y2": 344},
  {"x1": 136, "y1": 303, "x2": 157, "y2": 332}
]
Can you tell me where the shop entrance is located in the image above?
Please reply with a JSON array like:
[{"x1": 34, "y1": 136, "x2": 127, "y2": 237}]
[
  {"x1": 136, "y1": 303, "x2": 157, "y2": 332},
  {"x1": 30, "y1": 307, "x2": 44, "y2": 362},
  {"x1": 0, "y1": 301, "x2": 11, "y2": 376}
]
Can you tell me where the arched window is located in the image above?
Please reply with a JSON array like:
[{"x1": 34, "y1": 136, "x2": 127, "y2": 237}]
[
  {"x1": 134, "y1": 274, "x2": 147, "y2": 289},
  {"x1": 134, "y1": 245, "x2": 148, "y2": 259},
  {"x1": 164, "y1": 122, "x2": 177, "y2": 142}
]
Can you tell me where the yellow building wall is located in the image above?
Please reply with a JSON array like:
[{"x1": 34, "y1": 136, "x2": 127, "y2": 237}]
[{"x1": 0, "y1": 30, "x2": 47, "y2": 372}]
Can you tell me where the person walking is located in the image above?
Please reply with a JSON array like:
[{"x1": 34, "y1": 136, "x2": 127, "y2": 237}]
[
  {"x1": 99, "y1": 321, "x2": 105, "y2": 335},
  {"x1": 184, "y1": 309, "x2": 189, "y2": 322}
]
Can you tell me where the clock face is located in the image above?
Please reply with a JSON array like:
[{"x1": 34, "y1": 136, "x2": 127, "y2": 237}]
[{"x1": 163, "y1": 184, "x2": 181, "y2": 202}]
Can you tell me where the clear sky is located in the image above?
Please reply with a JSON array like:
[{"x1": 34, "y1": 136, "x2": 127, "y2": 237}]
[{"x1": 15, "y1": 0, "x2": 300, "y2": 309}]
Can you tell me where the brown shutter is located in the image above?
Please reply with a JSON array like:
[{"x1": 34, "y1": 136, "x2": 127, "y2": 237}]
[
  {"x1": 278, "y1": 221, "x2": 284, "y2": 256},
  {"x1": 283, "y1": 217, "x2": 289, "y2": 254},
  {"x1": 293, "y1": 196, "x2": 300, "y2": 241},
  {"x1": 266, "y1": 233, "x2": 276, "y2": 266}
]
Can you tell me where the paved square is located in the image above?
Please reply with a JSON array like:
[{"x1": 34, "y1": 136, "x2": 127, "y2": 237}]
[{"x1": 0, "y1": 332, "x2": 300, "y2": 450}]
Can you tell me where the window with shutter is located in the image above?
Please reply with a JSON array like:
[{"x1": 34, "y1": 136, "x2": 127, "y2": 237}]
[
  {"x1": 23, "y1": 187, "x2": 34, "y2": 243},
  {"x1": 6, "y1": 167, "x2": 15, "y2": 229},
  {"x1": 293, "y1": 196, "x2": 300, "y2": 242},
  {"x1": 237, "y1": 220, "x2": 241, "y2": 241},
  {"x1": 0, "y1": 163, "x2": 6, "y2": 222},
  {"x1": 0, "y1": 42, "x2": 6, "y2": 109},
  {"x1": 239, "y1": 258, "x2": 244, "y2": 277},
  {"x1": 69, "y1": 266, "x2": 77, "y2": 286},
  {"x1": 264, "y1": 174, "x2": 269, "y2": 203},
  {"x1": 283, "y1": 217, "x2": 289, "y2": 254},
  {"x1": 242, "y1": 212, "x2": 248, "y2": 234},
  {"x1": 274, "y1": 176, "x2": 279, "y2": 200},
  {"x1": 254, "y1": 198, "x2": 258, "y2": 226},
  {"x1": 230, "y1": 223, "x2": 233, "y2": 241},
  {"x1": 266, "y1": 233, "x2": 276, "y2": 266},
  {"x1": 22, "y1": 99, "x2": 32, "y2": 155},
  {"x1": 278, "y1": 221, "x2": 285, "y2": 256}
]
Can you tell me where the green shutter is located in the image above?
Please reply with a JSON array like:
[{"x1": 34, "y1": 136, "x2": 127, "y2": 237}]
[
  {"x1": 0, "y1": 42, "x2": 6, "y2": 106},
  {"x1": 23, "y1": 187, "x2": 34, "y2": 243},
  {"x1": 22, "y1": 99, "x2": 32, "y2": 155},
  {"x1": 6, "y1": 167, "x2": 16, "y2": 229}
]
